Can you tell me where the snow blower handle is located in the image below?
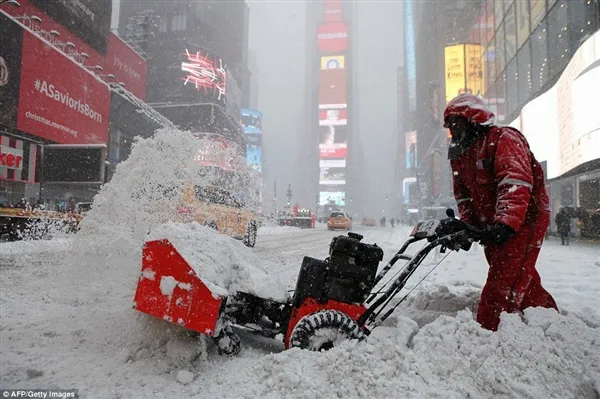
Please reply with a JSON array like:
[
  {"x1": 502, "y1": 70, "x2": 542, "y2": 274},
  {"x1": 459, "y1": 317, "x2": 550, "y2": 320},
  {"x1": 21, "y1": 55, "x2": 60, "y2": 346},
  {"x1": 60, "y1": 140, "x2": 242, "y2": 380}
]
[{"x1": 436, "y1": 208, "x2": 484, "y2": 244}]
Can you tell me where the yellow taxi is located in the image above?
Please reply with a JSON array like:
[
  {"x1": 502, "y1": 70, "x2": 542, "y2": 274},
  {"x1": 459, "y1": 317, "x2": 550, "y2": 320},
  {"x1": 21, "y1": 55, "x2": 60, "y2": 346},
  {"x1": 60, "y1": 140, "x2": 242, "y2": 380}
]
[
  {"x1": 327, "y1": 211, "x2": 353, "y2": 231},
  {"x1": 178, "y1": 184, "x2": 260, "y2": 247}
]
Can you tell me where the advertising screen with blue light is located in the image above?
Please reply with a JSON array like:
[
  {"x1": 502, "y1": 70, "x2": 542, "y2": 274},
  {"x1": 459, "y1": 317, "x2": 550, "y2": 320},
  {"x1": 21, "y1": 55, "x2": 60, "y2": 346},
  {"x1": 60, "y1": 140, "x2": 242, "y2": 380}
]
[
  {"x1": 241, "y1": 108, "x2": 263, "y2": 134},
  {"x1": 247, "y1": 144, "x2": 262, "y2": 173}
]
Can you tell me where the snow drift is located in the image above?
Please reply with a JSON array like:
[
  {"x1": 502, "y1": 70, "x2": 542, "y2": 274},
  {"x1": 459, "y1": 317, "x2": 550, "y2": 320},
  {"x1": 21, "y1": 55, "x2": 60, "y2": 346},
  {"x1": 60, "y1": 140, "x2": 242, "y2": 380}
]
[
  {"x1": 242, "y1": 307, "x2": 600, "y2": 399},
  {"x1": 148, "y1": 221, "x2": 288, "y2": 301}
]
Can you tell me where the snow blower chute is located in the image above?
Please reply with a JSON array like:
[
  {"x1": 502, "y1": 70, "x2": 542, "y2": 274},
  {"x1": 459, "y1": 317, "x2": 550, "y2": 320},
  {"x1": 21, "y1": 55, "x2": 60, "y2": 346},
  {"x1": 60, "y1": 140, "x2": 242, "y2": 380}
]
[{"x1": 134, "y1": 209, "x2": 481, "y2": 355}]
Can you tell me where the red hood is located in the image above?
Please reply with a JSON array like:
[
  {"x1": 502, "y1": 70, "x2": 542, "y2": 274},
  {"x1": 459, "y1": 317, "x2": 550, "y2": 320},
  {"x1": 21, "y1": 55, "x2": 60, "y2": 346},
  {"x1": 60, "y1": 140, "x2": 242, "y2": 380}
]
[{"x1": 444, "y1": 93, "x2": 495, "y2": 127}]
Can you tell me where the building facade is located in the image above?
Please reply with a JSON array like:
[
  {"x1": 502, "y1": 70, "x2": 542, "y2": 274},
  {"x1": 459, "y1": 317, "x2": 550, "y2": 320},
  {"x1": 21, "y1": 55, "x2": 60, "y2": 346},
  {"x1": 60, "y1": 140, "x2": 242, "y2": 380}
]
[
  {"x1": 401, "y1": 0, "x2": 599, "y2": 236},
  {"x1": 118, "y1": 0, "x2": 251, "y2": 126},
  {"x1": 0, "y1": 1, "x2": 171, "y2": 208}
]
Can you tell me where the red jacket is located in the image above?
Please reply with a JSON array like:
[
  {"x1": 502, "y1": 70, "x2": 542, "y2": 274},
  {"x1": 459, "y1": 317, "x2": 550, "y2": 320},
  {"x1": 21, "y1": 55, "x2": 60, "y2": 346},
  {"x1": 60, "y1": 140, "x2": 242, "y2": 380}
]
[{"x1": 450, "y1": 126, "x2": 550, "y2": 232}]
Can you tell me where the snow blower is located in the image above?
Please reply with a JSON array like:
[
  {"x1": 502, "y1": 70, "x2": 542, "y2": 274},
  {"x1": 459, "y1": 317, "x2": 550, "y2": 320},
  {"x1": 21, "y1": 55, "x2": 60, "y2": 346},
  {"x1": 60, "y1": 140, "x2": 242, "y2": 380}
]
[{"x1": 133, "y1": 209, "x2": 480, "y2": 355}]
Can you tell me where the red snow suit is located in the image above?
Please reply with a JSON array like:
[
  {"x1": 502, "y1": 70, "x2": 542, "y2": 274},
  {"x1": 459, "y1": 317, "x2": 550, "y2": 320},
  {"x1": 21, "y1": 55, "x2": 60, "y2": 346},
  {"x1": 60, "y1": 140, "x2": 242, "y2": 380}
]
[{"x1": 445, "y1": 94, "x2": 558, "y2": 331}]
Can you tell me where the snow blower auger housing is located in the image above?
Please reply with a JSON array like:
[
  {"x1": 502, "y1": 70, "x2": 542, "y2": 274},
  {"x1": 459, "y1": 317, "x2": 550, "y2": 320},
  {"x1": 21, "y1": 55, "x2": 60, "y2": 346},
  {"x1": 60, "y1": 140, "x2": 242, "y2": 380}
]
[{"x1": 133, "y1": 209, "x2": 480, "y2": 355}]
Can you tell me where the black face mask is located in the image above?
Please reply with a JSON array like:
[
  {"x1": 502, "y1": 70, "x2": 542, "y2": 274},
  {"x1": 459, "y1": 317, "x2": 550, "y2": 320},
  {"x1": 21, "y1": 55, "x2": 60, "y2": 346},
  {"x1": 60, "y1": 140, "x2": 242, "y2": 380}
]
[{"x1": 447, "y1": 127, "x2": 478, "y2": 160}]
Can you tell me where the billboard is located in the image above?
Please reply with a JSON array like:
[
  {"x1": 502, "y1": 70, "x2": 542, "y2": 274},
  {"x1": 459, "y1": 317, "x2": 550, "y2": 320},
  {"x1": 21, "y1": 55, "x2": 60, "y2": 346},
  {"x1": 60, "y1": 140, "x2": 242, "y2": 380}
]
[
  {"x1": 319, "y1": 108, "x2": 347, "y2": 126},
  {"x1": 182, "y1": 48, "x2": 227, "y2": 106},
  {"x1": 323, "y1": 0, "x2": 343, "y2": 22},
  {"x1": 321, "y1": 56, "x2": 345, "y2": 70},
  {"x1": 317, "y1": 22, "x2": 349, "y2": 54},
  {"x1": 106, "y1": 33, "x2": 147, "y2": 100},
  {"x1": 247, "y1": 144, "x2": 262, "y2": 173},
  {"x1": 318, "y1": 69, "x2": 347, "y2": 108},
  {"x1": 444, "y1": 44, "x2": 485, "y2": 102},
  {"x1": 320, "y1": 125, "x2": 347, "y2": 145},
  {"x1": 193, "y1": 136, "x2": 241, "y2": 172},
  {"x1": 320, "y1": 191, "x2": 345, "y2": 207},
  {"x1": 320, "y1": 159, "x2": 346, "y2": 168},
  {"x1": 17, "y1": 31, "x2": 110, "y2": 144},
  {"x1": 319, "y1": 143, "x2": 347, "y2": 159},
  {"x1": 405, "y1": 131, "x2": 417, "y2": 169},
  {"x1": 404, "y1": 0, "x2": 416, "y2": 112},
  {"x1": 240, "y1": 108, "x2": 263, "y2": 134},
  {"x1": 0, "y1": 13, "x2": 24, "y2": 130},
  {"x1": 29, "y1": 0, "x2": 112, "y2": 54},
  {"x1": 319, "y1": 166, "x2": 346, "y2": 185}
]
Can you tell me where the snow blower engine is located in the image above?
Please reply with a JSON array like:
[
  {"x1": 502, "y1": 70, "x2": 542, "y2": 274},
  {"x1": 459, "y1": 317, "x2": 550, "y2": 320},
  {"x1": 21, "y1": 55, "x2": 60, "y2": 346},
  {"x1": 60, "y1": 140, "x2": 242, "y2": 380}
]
[{"x1": 133, "y1": 209, "x2": 480, "y2": 355}]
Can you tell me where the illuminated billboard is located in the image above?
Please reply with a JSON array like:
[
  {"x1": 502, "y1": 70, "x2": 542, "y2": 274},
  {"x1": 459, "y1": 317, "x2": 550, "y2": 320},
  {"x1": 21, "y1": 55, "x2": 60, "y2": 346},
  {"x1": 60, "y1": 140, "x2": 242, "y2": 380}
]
[
  {"x1": 319, "y1": 143, "x2": 347, "y2": 159},
  {"x1": 317, "y1": 22, "x2": 349, "y2": 54},
  {"x1": 320, "y1": 159, "x2": 346, "y2": 168},
  {"x1": 405, "y1": 131, "x2": 417, "y2": 169},
  {"x1": 323, "y1": 0, "x2": 343, "y2": 23},
  {"x1": 247, "y1": 144, "x2": 262, "y2": 173},
  {"x1": 321, "y1": 56, "x2": 345, "y2": 70},
  {"x1": 318, "y1": 69, "x2": 347, "y2": 109},
  {"x1": 241, "y1": 108, "x2": 263, "y2": 134},
  {"x1": 319, "y1": 108, "x2": 347, "y2": 126},
  {"x1": 320, "y1": 167, "x2": 346, "y2": 185},
  {"x1": 320, "y1": 125, "x2": 347, "y2": 145},
  {"x1": 444, "y1": 44, "x2": 485, "y2": 103},
  {"x1": 182, "y1": 48, "x2": 227, "y2": 105},
  {"x1": 320, "y1": 191, "x2": 345, "y2": 207}
]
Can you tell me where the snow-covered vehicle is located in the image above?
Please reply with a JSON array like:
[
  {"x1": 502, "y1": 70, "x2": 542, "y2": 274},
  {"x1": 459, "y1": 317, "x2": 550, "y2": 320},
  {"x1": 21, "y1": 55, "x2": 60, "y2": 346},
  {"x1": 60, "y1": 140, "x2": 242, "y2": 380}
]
[
  {"x1": 177, "y1": 183, "x2": 260, "y2": 247},
  {"x1": 133, "y1": 210, "x2": 480, "y2": 355}
]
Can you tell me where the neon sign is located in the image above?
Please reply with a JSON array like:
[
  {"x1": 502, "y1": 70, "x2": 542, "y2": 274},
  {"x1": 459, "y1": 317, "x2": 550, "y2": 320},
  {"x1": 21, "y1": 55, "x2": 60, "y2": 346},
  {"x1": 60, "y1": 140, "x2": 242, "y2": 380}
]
[{"x1": 181, "y1": 48, "x2": 227, "y2": 101}]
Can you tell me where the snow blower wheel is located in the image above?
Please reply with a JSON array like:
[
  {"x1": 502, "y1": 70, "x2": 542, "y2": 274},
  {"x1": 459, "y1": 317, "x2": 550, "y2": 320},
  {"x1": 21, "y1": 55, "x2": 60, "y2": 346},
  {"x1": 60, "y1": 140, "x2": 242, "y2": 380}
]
[
  {"x1": 213, "y1": 326, "x2": 241, "y2": 356},
  {"x1": 289, "y1": 310, "x2": 365, "y2": 352}
]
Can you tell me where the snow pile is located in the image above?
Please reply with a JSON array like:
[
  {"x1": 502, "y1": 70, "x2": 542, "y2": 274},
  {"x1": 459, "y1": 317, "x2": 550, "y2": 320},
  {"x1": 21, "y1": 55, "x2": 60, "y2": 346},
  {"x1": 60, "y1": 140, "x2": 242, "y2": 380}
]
[
  {"x1": 246, "y1": 307, "x2": 600, "y2": 399},
  {"x1": 148, "y1": 221, "x2": 288, "y2": 301}
]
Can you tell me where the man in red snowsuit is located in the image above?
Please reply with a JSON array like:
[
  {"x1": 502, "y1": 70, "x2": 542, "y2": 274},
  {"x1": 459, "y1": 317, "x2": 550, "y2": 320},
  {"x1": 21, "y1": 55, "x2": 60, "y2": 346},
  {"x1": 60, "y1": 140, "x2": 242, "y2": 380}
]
[{"x1": 444, "y1": 93, "x2": 558, "y2": 331}]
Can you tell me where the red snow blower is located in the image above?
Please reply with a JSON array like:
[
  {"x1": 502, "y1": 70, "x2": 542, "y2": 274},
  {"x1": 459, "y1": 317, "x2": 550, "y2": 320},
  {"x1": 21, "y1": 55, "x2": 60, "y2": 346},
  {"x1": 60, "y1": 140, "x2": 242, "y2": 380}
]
[{"x1": 133, "y1": 209, "x2": 480, "y2": 355}]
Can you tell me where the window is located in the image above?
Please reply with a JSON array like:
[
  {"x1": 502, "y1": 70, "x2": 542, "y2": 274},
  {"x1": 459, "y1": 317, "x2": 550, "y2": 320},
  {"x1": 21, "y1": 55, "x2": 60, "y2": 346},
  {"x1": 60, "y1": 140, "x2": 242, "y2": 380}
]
[
  {"x1": 530, "y1": 21, "x2": 548, "y2": 93},
  {"x1": 568, "y1": 0, "x2": 599, "y2": 49},
  {"x1": 548, "y1": 0, "x2": 569, "y2": 78},
  {"x1": 506, "y1": 59, "x2": 518, "y2": 116},
  {"x1": 496, "y1": 71, "x2": 507, "y2": 122},
  {"x1": 505, "y1": 4, "x2": 517, "y2": 62},
  {"x1": 517, "y1": 43, "x2": 532, "y2": 104},
  {"x1": 496, "y1": 23, "x2": 506, "y2": 74},
  {"x1": 171, "y1": 14, "x2": 187, "y2": 32},
  {"x1": 516, "y1": 0, "x2": 531, "y2": 50}
]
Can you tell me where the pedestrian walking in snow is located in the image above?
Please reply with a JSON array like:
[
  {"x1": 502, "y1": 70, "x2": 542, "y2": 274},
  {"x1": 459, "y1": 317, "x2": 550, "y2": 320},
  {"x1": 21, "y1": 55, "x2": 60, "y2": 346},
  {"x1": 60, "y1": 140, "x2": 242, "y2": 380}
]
[{"x1": 555, "y1": 208, "x2": 570, "y2": 245}]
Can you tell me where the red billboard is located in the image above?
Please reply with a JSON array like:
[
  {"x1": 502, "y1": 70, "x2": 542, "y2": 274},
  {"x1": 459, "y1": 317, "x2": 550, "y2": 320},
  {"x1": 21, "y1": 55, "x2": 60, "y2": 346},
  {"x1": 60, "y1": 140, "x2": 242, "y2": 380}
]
[
  {"x1": 106, "y1": 34, "x2": 147, "y2": 100},
  {"x1": 17, "y1": 31, "x2": 110, "y2": 144},
  {"x1": 1, "y1": 2, "x2": 147, "y2": 100},
  {"x1": 319, "y1": 108, "x2": 347, "y2": 126},
  {"x1": 193, "y1": 136, "x2": 241, "y2": 172},
  {"x1": 323, "y1": 0, "x2": 343, "y2": 22},
  {"x1": 317, "y1": 22, "x2": 349, "y2": 54},
  {"x1": 319, "y1": 143, "x2": 347, "y2": 159},
  {"x1": 318, "y1": 69, "x2": 347, "y2": 108}
]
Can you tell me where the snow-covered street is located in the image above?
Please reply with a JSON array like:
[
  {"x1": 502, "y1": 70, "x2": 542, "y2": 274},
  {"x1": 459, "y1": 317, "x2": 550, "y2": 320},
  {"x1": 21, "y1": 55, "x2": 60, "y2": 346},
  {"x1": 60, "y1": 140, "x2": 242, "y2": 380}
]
[{"x1": 1, "y1": 224, "x2": 599, "y2": 398}]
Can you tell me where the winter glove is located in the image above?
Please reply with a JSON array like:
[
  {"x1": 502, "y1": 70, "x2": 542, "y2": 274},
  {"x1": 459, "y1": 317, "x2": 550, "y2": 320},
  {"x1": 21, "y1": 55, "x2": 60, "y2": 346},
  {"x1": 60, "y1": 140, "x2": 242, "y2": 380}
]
[{"x1": 480, "y1": 223, "x2": 516, "y2": 246}]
